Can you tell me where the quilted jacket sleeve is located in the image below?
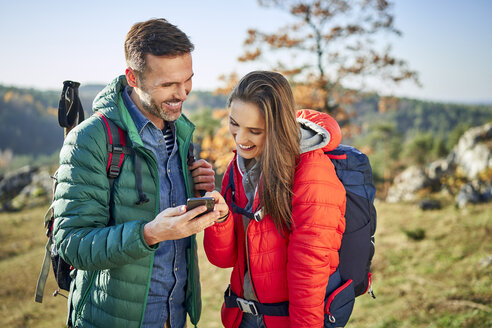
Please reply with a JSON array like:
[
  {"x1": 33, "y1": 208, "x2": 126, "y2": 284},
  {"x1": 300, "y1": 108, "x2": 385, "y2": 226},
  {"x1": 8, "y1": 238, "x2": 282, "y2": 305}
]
[
  {"x1": 287, "y1": 151, "x2": 346, "y2": 327},
  {"x1": 203, "y1": 162, "x2": 237, "y2": 268},
  {"x1": 53, "y1": 118, "x2": 156, "y2": 271}
]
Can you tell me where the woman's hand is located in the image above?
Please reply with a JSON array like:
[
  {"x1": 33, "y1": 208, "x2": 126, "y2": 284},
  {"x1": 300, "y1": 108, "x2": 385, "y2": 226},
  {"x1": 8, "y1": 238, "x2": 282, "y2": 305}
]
[{"x1": 205, "y1": 190, "x2": 230, "y2": 222}]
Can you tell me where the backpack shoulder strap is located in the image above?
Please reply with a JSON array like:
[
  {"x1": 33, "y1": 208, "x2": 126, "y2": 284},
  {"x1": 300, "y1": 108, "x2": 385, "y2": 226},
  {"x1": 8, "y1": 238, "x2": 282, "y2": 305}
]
[
  {"x1": 225, "y1": 165, "x2": 256, "y2": 221},
  {"x1": 94, "y1": 113, "x2": 133, "y2": 191},
  {"x1": 325, "y1": 144, "x2": 376, "y2": 202}
]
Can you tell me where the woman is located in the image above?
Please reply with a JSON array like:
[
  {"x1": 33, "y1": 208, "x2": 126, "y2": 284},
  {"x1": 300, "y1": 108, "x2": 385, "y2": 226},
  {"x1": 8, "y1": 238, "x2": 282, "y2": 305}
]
[{"x1": 204, "y1": 71, "x2": 346, "y2": 327}]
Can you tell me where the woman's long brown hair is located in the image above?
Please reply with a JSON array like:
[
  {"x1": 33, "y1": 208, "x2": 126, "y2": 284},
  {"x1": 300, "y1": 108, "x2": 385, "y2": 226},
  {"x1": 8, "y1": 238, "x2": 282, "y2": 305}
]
[{"x1": 228, "y1": 71, "x2": 300, "y2": 233}]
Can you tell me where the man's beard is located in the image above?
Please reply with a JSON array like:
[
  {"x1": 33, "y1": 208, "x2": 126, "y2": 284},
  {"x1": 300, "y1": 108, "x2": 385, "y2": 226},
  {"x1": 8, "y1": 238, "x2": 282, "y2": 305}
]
[{"x1": 141, "y1": 95, "x2": 182, "y2": 122}]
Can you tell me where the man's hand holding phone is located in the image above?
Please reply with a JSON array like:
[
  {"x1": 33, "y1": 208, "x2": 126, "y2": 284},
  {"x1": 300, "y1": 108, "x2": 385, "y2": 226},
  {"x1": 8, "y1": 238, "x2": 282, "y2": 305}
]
[{"x1": 143, "y1": 198, "x2": 220, "y2": 246}]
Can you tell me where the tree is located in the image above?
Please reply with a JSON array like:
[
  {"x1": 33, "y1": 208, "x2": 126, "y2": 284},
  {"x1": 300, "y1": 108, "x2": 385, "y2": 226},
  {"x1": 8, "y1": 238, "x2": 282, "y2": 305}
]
[
  {"x1": 401, "y1": 132, "x2": 434, "y2": 166},
  {"x1": 188, "y1": 107, "x2": 222, "y2": 142},
  {"x1": 198, "y1": 109, "x2": 236, "y2": 175},
  {"x1": 239, "y1": 0, "x2": 419, "y2": 119},
  {"x1": 362, "y1": 121, "x2": 401, "y2": 177}
]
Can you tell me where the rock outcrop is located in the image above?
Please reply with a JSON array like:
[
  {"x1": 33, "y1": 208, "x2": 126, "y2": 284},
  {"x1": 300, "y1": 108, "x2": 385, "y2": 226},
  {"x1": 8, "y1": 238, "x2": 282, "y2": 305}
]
[
  {"x1": 386, "y1": 166, "x2": 430, "y2": 203},
  {"x1": 449, "y1": 123, "x2": 492, "y2": 180},
  {"x1": 387, "y1": 123, "x2": 492, "y2": 207},
  {"x1": 0, "y1": 166, "x2": 53, "y2": 212}
]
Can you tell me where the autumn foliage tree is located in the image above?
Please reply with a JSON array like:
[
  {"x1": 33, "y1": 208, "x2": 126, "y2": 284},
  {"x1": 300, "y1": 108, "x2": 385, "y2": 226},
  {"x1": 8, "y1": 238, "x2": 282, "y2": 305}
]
[
  {"x1": 239, "y1": 0, "x2": 419, "y2": 121},
  {"x1": 197, "y1": 109, "x2": 236, "y2": 175}
]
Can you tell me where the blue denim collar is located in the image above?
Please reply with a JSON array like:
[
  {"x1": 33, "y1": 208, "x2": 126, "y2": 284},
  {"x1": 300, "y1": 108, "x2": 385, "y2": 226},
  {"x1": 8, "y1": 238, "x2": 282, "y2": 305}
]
[{"x1": 122, "y1": 86, "x2": 155, "y2": 135}]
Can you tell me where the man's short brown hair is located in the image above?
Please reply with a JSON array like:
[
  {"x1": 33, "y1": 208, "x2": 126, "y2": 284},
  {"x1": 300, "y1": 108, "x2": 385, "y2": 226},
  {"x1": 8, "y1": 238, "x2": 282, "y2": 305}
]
[{"x1": 124, "y1": 18, "x2": 194, "y2": 74}]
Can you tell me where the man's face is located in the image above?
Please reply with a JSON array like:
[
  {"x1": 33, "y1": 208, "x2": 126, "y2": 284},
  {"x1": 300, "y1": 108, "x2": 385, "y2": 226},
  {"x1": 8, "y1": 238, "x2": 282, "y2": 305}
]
[{"x1": 134, "y1": 53, "x2": 193, "y2": 122}]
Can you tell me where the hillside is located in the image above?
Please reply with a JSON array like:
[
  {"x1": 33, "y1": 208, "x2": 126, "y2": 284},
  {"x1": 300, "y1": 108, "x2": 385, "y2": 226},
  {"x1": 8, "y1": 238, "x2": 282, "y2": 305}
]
[
  {"x1": 0, "y1": 86, "x2": 62, "y2": 156},
  {"x1": 0, "y1": 200, "x2": 490, "y2": 327},
  {"x1": 351, "y1": 95, "x2": 492, "y2": 142},
  {"x1": 1, "y1": 83, "x2": 491, "y2": 176},
  {"x1": 0, "y1": 84, "x2": 227, "y2": 159}
]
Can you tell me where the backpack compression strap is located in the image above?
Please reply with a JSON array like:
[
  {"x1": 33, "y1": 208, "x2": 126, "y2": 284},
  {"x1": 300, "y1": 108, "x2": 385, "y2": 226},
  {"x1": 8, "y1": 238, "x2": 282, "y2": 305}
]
[{"x1": 34, "y1": 203, "x2": 57, "y2": 303}]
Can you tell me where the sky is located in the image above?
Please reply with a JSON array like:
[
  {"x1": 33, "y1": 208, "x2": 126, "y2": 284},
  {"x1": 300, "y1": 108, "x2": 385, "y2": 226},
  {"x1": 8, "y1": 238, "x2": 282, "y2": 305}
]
[{"x1": 1, "y1": 0, "x2": 491, "y2": 104}]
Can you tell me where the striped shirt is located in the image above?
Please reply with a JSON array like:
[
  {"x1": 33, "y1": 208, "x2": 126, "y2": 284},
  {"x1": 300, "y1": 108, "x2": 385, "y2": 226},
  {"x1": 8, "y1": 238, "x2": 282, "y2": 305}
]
[{"x1": 163, "y1": 124, "x2": 174, "y2": 156}]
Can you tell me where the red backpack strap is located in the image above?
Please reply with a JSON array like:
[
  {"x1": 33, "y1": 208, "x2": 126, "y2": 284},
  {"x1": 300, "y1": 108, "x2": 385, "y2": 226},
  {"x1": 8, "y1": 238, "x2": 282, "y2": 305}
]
[{"x1": 94, "y1": 113, "x2": 132, "y2": 189}]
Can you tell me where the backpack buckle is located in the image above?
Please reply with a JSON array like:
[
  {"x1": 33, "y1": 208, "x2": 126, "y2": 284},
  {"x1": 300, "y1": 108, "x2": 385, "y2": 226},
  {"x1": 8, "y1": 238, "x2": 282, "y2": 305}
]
[
  {"x1": 108, "y1": 164, "x2": 121, "y2": 178},
  {"x1": 112, "y1": 145, "x2": 123, "y2": 154},
  {"x1": 236, "y1": 298, "x2": 258, "y2": 316},
  {"x1": 253, "y1": 208, "x2": 263, "y2": 222}
]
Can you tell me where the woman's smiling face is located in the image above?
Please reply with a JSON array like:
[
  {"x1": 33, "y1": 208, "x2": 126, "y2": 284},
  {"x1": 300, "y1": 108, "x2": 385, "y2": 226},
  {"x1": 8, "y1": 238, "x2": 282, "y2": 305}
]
[{"x1": 229, "y1": 99, "x2": 266, "y2": 160}]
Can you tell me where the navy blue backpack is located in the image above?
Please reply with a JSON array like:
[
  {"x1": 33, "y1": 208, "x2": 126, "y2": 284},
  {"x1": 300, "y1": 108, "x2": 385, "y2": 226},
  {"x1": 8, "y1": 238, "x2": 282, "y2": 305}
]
[{"x1": 322, "y1": 144, "x2": 377, "y2": 327}]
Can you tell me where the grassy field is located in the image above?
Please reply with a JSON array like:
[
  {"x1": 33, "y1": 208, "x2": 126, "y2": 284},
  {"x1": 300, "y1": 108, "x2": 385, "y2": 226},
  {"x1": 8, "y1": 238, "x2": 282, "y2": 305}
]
[{"x1": 0, "y1": 200, "x2": 490, "y2": 327}]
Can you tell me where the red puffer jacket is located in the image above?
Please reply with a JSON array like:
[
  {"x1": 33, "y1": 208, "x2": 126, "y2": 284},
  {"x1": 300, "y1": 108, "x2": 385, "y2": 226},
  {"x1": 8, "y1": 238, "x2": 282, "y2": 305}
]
[{"x1": 204, "y1": 109, "x2": 346, "y2": 327}]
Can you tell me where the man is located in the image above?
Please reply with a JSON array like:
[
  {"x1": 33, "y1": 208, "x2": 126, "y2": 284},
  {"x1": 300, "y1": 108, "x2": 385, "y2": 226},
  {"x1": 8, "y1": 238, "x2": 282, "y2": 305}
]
[{"x1": 53, "y1": 18, "x2": 220, "y2": 328}]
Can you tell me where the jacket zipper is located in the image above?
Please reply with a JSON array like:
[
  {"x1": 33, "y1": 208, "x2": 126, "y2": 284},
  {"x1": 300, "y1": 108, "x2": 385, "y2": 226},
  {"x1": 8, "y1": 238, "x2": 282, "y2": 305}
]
[
  {"x1": 134, "y1": 146, "x2": 159, "y2": 328},
  {"x1": 245, "y1": 220, "x2": 266, "y2": 328},
  {"x1": 75, "y1": 271, "x2": 97, "y2": 318},
  {"x1": 179, "y1": 135, "x2": 200, "y2": 325},
  {"x1": 245, "y1": 222, "x2": 260, "y2": 302},
  {"x1": 181, "y1": 133, "x2": 198, "y2": 323},
  {"x1": 235, "y1": 159, "x2": 265, "y2": 326}
]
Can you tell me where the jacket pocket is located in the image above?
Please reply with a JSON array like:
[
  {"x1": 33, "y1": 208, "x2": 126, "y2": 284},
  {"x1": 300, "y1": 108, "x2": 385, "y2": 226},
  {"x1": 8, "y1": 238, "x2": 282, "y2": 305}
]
[{"x1": 324, "y1": 270, "x2": 355, "y2": 327}]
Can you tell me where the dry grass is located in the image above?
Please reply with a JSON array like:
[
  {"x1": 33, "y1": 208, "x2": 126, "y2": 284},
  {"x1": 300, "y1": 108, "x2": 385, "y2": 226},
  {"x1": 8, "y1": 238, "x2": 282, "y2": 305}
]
[
  {"x1": 0, "y1": 200, "x2": 491, "y2": 327},
  {"x1": 0, "y1": 207, "x2": 67, "y2": 328},
  {"x1": 348, "y1": 200, "x2": 492, "y2": 328}
]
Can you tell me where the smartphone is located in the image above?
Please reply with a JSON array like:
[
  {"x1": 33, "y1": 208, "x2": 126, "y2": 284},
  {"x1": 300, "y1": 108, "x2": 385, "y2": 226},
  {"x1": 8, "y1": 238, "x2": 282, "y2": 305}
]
[{"x1": 186, "y1": 197, "x2": 215, "y2": 216}]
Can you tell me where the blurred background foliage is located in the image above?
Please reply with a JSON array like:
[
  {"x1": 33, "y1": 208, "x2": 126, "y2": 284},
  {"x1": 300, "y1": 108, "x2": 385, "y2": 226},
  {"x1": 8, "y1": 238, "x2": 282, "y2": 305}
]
[{"x1": 1, "y1": 83, "x2": 492, "y2": 190}]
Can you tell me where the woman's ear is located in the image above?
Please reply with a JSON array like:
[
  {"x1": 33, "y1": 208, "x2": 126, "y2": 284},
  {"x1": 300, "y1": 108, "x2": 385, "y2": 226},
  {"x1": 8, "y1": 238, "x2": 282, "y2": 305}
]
[{"x1": 125, "y1": 68, "x2": 138, "y2": 87}]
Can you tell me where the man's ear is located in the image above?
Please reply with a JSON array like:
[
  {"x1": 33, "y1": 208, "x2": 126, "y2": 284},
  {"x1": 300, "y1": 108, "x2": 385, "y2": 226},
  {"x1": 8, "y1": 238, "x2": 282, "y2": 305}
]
[{"x1": 125, "y1": 68, "x2": 137, "y2": 87}]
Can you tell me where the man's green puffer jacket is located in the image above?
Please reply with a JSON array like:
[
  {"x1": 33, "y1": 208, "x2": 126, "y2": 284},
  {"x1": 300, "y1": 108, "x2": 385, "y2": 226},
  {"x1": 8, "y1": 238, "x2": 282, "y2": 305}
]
[{"x1": 53, "y1": 76, "x2": 201, "y2": 327}]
